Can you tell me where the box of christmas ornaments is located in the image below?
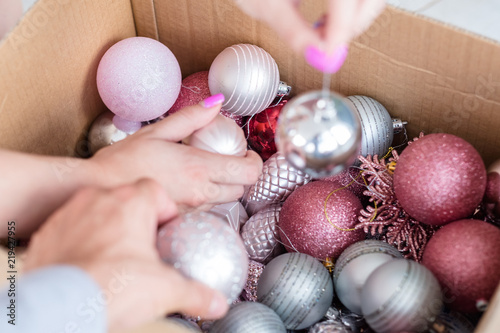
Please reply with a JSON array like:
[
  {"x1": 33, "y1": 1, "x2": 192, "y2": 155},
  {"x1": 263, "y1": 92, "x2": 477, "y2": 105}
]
[{"x1": 1, "y1": 0, "x2": 500, "y2": 332}]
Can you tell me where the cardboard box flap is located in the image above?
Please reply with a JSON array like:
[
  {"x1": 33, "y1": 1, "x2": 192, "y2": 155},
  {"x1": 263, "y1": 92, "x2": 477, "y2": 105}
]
[{"x1": 0, "y1": 0, "x2": 136, "y2": 156}]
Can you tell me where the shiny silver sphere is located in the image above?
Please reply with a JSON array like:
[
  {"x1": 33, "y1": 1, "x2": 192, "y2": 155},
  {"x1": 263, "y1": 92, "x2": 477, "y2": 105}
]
[
  {"x1": 276, "y1": 90, "x2": 361, "y2": 178},
  {"x1": 88, "y1": 110, "x2": 131, "y2": 155}
]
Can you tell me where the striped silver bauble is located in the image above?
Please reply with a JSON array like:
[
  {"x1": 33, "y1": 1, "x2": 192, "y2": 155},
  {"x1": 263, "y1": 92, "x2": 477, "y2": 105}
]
[{"x1": 209, "y1": 44, "x2": 285, "y2": 116}]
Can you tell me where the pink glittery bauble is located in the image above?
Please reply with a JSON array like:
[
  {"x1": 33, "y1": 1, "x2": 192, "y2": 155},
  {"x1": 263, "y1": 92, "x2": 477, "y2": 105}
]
[
  {"x1": 278, "y1": 180, "x2": 364, "y2": 260},
  {"x1": 324, "y1": 168, "x2": 366, "y2": 199},
  {"x1": 168, "y1": 71, "x2": 243, "y2": 127},
  {"x1": 422, "y1": 219, "x2": 500, "y2": 312},
  {"x1": 97, "y1": 37, "x2": 182, "y2": 122},
  {"x1": 394, "y1": 133, "x2": 487, "y2": 226}
]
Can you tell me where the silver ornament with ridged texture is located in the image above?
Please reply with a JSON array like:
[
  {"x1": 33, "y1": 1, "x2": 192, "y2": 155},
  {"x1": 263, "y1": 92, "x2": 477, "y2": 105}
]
[
  {"x1": 208, "y1": 44, "x2": 290, "y2": 117},
  {"x1": 257, "y1": 253, "x2": 334, "y2": 330},
  {"x1": 361, "y1": 259, "x2": 443, "y2": 333},
  {"x1": 276, "y1": 90, "x2": 361, "y2": 178},
  {"x1": 88, "y1": 110, "x2": 132, "y2": 155},
  {"x1": 346, "y1": 96, "x2": 394, "y2": 160},
  {"x1": 333, "y1": 240, "x2": 403, "y2": 315},
  {"x1": 157, "y1": 212, "x2": 248, "y2": 303},
  {"x1": 241, "y1": 203, "x2": 284, "y2": 264},
  {"x1": 183, "y1": 114, "x2": 247, "y2": 156},
  {"x1": 210, "y1": 302, "x2": 286, "y2": 333},
  {"x1": 210, "y1": 201, "x2": 248, "y2": 233},
  {"x1": 241, "y1": 152, "x2": 312, "y2": 215}
]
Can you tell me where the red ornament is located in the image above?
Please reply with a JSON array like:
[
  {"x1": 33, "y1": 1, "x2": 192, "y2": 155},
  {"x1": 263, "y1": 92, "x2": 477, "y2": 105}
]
[
  {"x1": 246, "y1": 100, "x2": 287, "y2": 161},
  {"x1": 422, "y1": 219, "x2": 500, "y2": 312},
  {"x1": 278, "y1": 180, "x2": 364, "y2": 261},
  {"x1": 394, "y1": 133, "x2": 487, "y2": 226},
  {"x1": 168, "y1": 71, "x2": 243, "y2": 126}
]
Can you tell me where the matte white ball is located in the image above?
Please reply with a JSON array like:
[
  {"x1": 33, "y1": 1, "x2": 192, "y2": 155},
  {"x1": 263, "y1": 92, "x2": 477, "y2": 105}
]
[
  {"x1": 184, "y1": 114, "x2": 247, "y2": 156},
  {"x1": 209, "y1": 44, "x2": 280, "y2": 116},
  {"x1": 157, "y1": 212, "x2": 249, "y2": 303},
  {"x1": 346, "y1": 95, "x2": 393, "y2": 159},
  {"x1": 333, "y1": 240, "x2": 403, "y2": 315},
  {"x1": 210, "y1": 302, "x2": 286, "y2": 333},
  {"x1": 361, "y1": 259, "x2": 443, "y2": 333},
  {"x1": 257, "y1": 253, "x2": 334, "y2": 330}
]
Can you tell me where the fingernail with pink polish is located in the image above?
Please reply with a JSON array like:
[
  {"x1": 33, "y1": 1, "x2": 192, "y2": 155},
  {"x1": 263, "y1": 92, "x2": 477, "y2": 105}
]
[
  {"x1": 305, "y1": 44, "x2": 349, "y2": 73},
  {"x1": 202, "y1": 93, "x2": 225, "y2": 108}
]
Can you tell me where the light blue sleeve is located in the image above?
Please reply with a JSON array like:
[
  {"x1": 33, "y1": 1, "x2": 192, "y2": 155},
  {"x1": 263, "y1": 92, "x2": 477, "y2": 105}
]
[{"x1": 0, "y1": 265, "x2": 107, "y2": 333}]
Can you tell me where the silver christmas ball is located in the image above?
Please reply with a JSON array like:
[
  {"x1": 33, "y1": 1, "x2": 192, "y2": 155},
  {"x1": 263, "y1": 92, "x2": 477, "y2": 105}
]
[
  {"x1": 157, "y1": 212, "x2": 249, "y2": 303},
  {"x1": 168, "y1": 318, "x2": 202, "y2": 332},
  {"x1": 183, "y1": 114, "x2": 247, "y2": 156},
  {"x1": 333, "y1": 240, "x2": 403, "y2": 314},
  {"x1": 208, "y1": 44, "x2": 283, "y2": 116},
  {"x1": 257, "y1": 253, "x2": 334, "y2": 330},
  {"x1": 88, "y1": 110, "x2": 132, "y2": 155},
  {"x1": 241, "y1": 203, "x2": 285, "y2": 264},
  {"x1": 210, "y1": 302, "x2": 286, "y2": 333},
  {"x1": 209, "y1": 201, "x2": 248, "y2": 233},
  {"x1": 433, "y1": 310, "x2": 475, "y2": 333},
  {"x1": 276, "y1": 90, "x2": 361, "y2": 178},
  {"x1": 361, "y1": 259, "x2": 443, "y2": 333},
  {"x1": 241, "y1": 152, "x2": 312, "y2": 215},
  {"x1": 308, "y1": 320, "x2": 352, "y2": 333},
  {"x1": 345, "y1": 96, "x2": 394, "y2": 160}
]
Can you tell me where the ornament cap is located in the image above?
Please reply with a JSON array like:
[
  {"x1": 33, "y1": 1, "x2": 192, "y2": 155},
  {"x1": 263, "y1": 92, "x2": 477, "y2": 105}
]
[
  {"x1": 277, "y1": 81, "x2": 292, "y2": 96},
  {"x1": 392, "y1": 118, "x2": 407, "y2": 134}
]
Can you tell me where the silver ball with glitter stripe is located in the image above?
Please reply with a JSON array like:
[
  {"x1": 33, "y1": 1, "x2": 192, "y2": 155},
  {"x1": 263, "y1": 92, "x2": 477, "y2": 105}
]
[
  {"x1": 361, "y1": 259, "x2": 443, "y2": 333},
  {"x1": 257, "y1": 253, "x2": 334, "y2": 330},
  {"x1": 208, "y1": 44, "x2": 285, "y2": 116}
]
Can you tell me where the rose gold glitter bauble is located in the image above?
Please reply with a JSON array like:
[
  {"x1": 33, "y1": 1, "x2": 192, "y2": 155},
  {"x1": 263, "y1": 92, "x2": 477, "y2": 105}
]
[
  {"x1": 394, "y1": 133, "x2": 486, "y2": 226},
  {"x1": 167, "y1": 71, "x2": 243, "y2": 126},
  {"x1": 278, "y1": 180, "x2": 364, "y2": 260},
  {"x1": 422, "y1": 219, "x2": 500, "y2": 313},
  {"x1": 324, "y1": 168, "x2": 366, "y2": 199}
]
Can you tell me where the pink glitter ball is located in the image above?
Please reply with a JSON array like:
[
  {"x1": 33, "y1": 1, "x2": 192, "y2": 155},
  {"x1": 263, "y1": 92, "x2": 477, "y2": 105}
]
[
  {"x1": 278, "y1": 180, "x2": 364, "y2": 260},
  {"x1": 323, "y1": 167, "x2": 366, "y2": 199},
  {"x1": 422, "y1": 219, "x2": 500, "y2": 312},
  {"x1": 168, "y1": 71, "x2": 244, "y2": 126},
  {"x1": 96, "y1": 37, "x2": 181, "y2": 122},
  {"x1": 394, "y1": 133, "x2": 487, "y2": 226}
]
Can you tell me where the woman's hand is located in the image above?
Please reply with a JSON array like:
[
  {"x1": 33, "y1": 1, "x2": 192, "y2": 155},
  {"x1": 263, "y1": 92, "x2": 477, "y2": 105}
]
[{"x1": 235, "y1": 0, "x2": 386, "y2": 72}]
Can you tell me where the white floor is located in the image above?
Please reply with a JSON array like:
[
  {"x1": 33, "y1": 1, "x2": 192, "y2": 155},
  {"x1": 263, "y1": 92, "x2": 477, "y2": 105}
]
[
  {"x1": 22, "y1": 0, "x2": 500, "y2": 43},
  {"x1": 387, "y1": 0, "x2": 500, "y2": 42}
]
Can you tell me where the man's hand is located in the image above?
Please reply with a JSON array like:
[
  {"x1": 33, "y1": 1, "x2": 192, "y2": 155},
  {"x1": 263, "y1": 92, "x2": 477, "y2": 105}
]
[{"x1": 24, "y1": 179, "x2": 229, "y2": 331}]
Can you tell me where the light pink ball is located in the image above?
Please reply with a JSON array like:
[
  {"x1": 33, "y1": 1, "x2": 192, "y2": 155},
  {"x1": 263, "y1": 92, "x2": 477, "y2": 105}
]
[{"x1": 97, "y1": 37, "x2": 181, "y2": 122}]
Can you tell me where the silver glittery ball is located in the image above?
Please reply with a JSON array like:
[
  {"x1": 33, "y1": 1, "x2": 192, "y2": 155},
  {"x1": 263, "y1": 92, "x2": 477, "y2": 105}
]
[
  {"x1": 210, "y1": 302, "x2": 286, "y2": 333},
  {"x1": 208, "y1": 44, "x2": 281, "y2": 116},
  {"x1": 333, "y1": 240, "x2": 403, "y2": 315},
  {"x1": 88, "y1": 110, "x2": 132, "y2": 155},
  {"x1": 361, "y1": 259, "x2": 443, "y2": 333},
  {"x1": 241, "y1": 152, "x2": 312, "y2": 215},
  {"x1": 257, "y1": 253, "x2": 334, "y2": 330},
  {"x1": 276, "y1": 90, "x2": 361, "y2": 178},
  {"x1": 346, "y1": 96, "x2": 394, "y2": 160},
  {"x1": 240, "y1": 203, "x2": 285, "y2": 264},
  {"x1": 308, "y1": 320, "x2": 352, "y2": 333},
  {"x1": 157, "y1": 212, "x2": 249, "y2": 303}
]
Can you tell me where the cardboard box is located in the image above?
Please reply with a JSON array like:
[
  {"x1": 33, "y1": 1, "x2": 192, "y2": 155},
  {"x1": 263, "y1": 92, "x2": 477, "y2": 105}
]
[{"x1": 0, "y1": 0, "x2": 498, "y2": 331}]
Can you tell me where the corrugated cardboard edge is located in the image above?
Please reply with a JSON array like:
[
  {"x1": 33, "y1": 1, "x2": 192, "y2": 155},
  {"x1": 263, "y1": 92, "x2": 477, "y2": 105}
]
[{"x1": 130, "y1": 0, "x2": 159, "y2": 40}]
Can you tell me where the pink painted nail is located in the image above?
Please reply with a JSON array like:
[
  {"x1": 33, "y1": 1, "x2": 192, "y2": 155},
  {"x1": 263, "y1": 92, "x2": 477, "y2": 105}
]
[
  {"x1": 202, "y1": 93, "x2": 225, "y2": 108},
  {"x1": 305, "y1": 44, "x2": 349, "y2": 73}
]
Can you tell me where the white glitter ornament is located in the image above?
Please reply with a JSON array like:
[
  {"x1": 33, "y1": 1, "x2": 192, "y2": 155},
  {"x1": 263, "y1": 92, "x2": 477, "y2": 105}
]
[
  {"x1": 210, "y1": 302, "x2": 286, "y2": 333},
  {"x1": 157, "y1": 212, "x2": 248, "y2": 303},
  {"x1": 241, "y1": 152, "x2": 312, "y2": 215},
  {"x1": 345, "y1": 96, "x2": 394, "y2": 159},
  {"x1": 208, "y1": 44, "x2": 290, "y2": 116},
  {"x1": 257, "y1": 253, "x2": 334, "y2": 330},
  {"x1": 240, "y1": 203, "x2": 284, "y2": 264},
  {"x1": 184, "y1": 114, "x2": 247, "y2": 156},
  {"x1": 88, "y1": 110, "x2": 133, "y2": 155},
  {"x1": 361, "y1": 259, "x2": 443, "y2": 333},
  {"x1": 333, "y1": 240, "x2": 403, "y2": 314}
]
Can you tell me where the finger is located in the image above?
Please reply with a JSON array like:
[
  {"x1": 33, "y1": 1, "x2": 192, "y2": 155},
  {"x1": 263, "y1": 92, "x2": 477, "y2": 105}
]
[
  {"x1": 352, "y1": 0, "x2": 386, "y2": 39},
  {"x1": 259, "y1": 0, "x2": 322, "y2": 53},
  {"x1": 205, "y1": 150, "x2": 263, "y2": 185},
  {"x1": 132, "y1": 178, "x2": 179, "y2": 223},
  {"x1": 325, "y1": 0, "x2": 359, "y2": 53},
  {"x1": 139, "y1": 101, "x2": 222, "y2": 142},
  {"x1": 191, "y1": 184, "x2": 246, "y2": 207}
]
